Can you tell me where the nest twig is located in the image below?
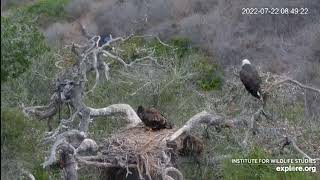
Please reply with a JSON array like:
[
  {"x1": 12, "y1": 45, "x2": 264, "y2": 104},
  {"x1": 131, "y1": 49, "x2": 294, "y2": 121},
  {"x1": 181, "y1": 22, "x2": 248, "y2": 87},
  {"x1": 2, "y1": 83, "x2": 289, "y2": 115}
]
[{"x1": 79, "y1": 126, "x2": 180, "y2": 179}]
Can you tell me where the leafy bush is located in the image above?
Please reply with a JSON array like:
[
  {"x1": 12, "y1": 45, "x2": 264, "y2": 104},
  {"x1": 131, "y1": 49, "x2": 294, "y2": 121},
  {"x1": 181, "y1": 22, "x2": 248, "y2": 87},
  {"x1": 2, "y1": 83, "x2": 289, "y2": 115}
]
[
  {"x1": 119, "y1": 37, "x2": 146, "y2": 62},
  {"x1": 27, "y1": 0, "x2": 70, "y2": 19},
  {"x1": 1, "y1": 108, "x2": 48, "y2": 179},
  {"x1": 194, "y1": 58, "x2": 223, "y2": 91},
  {"x1": 147, "y1": 36, "x2": 192, "y2": 60},
  {"x1": 169, "y1": 37, "x2": 192, "y2": 58},
  {"x1": 281, "y1": 103, "x2": 305, "y2": 124},
  {"x1": 1, "y1": 16, "x2": 48, "y2": 83}
]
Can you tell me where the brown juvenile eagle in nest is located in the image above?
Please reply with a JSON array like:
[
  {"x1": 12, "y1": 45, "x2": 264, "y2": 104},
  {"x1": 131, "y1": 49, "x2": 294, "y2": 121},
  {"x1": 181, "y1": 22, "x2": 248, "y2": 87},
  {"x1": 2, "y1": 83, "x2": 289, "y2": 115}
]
[{"x1": 137, "y1": 106, "x2": 173, "y2": 130}]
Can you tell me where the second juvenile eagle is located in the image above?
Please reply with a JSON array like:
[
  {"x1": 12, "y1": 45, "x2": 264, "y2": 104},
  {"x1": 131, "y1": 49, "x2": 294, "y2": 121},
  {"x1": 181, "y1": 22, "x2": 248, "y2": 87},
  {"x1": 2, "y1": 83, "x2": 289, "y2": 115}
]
[
  {"x1": 240, "y1": 59, "x2": 263, "y2": 101},
  {"x1": 137, "y1": 106, "x2": 172, "y2": 130}
]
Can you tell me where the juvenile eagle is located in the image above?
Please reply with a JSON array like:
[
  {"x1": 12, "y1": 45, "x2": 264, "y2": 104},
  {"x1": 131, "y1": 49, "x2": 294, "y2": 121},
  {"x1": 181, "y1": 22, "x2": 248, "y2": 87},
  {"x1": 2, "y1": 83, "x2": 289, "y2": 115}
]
[
  {"x1": 137, "y1": 106, "x2": 172, "y2": 130},
  {"x1": 240, "y1": 59, "x2": 263, "y2": 100}
]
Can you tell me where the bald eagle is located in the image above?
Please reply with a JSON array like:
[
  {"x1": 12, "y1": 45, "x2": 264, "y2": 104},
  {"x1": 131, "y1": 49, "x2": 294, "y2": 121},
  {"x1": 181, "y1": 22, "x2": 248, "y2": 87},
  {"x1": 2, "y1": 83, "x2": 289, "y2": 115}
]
[
  {"x1": 240, "y1": 59, "x2": 263, "y2": 100},
  {"x1": 137, "y1": 106, "x2": 172, "y2": 130}
]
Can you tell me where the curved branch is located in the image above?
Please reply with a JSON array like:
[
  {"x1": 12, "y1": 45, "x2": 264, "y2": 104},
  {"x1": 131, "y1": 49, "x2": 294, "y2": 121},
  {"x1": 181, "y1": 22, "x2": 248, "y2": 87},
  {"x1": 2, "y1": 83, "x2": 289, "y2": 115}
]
[
  {"x1": 168, "y1": 111, "x2": 241, "y2": 142},
  {"x1": 42, "y1": 130, "x2": 85, "y2": 168},
  {"x1": 22, "y1": 94, "x2": 59, "y2": 120},
  {"x1": 42, "y1": 138, "x2": 66, "y2": 168},
  {"x1": 163, "y1": 167, "x2": 184, "y2": 180},
  {"x1": 102, "y1": 50, "x2": 128, "y2": 69},
  {"x1": 88, "y1": 104, "x2": 142, "y2": 128},
  {"x1": 21, "y1": 169, "x2": 35, "y2": 180},
  {"x1": 87, "y1": 51, "x2": 100, "y2": 93},
  {"x1": 75, "y1": 138, "x2": 98, "y2": 154}
]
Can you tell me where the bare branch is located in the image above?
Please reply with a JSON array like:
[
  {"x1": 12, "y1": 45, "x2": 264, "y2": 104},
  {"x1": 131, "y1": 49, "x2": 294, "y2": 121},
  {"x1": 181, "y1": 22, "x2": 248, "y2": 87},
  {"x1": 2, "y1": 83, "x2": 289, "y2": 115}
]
[
  {"x1": 76, "y1": 157, "x2": 137, "y2": 168},
  {"x1": 242, "y1": 107, "x2": 264, "y2": 147},
  {"x1": 265, "y1": 77, "x2": 320, "y2": 94},
  {"x1": 43, "y1": 123, "x2": 69, "y2": 144},
  {"x1": 75, "y1": 138, "x2": 98, "y2": 154},
  {"x1": 88, "y1": 104, "x2": 142, "y2": 127},
  {"x1": 78, "y1": 22, "x2": 92, "y2": 39},
  {"x1": 102, "y1": 50, "x2": 128, "y2": 68},
  {"x1": 129, "y1": 82, "x2": 151, "y2": 96},
  {"x1": 42, "y1": 138, "x2": 66, "y2": 168},
  {"x1": 42, "y1": 130, "x2": 85, "y2": 168},
  {"x1": 54, "y1": 60, "x2": 65, "y2": 69},
  {"x1": 168, "y1": 111, "x2": 239, "y2": 142},
  {"x1": 86, "y1": 51, "x2": 100, "y2": 93},
  {"x1": 284, "y1": 137, "x2": 320, "y2": 161},
  {"x1": 21, "y1": 169, "x2": 35, "y2": 180},
  {"x1": 22, "y1": 95, "x2": 59, "y2": 120},
  {"x1": 60, "y1": 143, "x2": 78, "y2": 180},
  {"x1": 163, "y1": 167, "x2": 184, "y2": 180},
  {"x1": 133, "y1": 35, "x2": 174, "y2": 48}
]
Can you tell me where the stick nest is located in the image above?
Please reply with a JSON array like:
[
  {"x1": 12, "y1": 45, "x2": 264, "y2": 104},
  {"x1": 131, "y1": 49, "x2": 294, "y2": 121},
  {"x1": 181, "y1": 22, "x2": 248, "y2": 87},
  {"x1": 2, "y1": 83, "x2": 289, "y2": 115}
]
[{"x1": 98, "y1": 125, "x2": 179, "y2": 178}]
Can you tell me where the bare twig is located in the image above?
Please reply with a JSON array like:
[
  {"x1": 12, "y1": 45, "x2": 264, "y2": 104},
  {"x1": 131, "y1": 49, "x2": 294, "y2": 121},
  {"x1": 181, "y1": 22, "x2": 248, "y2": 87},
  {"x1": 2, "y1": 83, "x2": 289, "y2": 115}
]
[
  {"x1": 77, "y1": 156, "x2": 137, "y2": 168},
  {"x1": 265, "y1": 77, "x2": 320, "y2": 94},
  {"x1": 242, "y1": 107, "x2": 264, "y2": 147},
  {"x1": 284, "y1": 137, "x2": 320, "y2": 161},
  {"x1": 86, "y1": 51, "x2": 100, "y2": 93},
  {"x1": 168, "y1": 111, "x2": 240, "y2": 142},
  {"x1": 102, "y1": 50, "x2": 128, "y2": 68}
]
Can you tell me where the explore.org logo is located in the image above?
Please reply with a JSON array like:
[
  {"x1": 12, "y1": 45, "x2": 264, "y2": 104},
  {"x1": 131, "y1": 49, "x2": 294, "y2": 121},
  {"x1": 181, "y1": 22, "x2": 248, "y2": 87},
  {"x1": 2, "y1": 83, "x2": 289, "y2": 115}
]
[{"x1": 276, "y1": 165, "x2": 316, "y2": 173}]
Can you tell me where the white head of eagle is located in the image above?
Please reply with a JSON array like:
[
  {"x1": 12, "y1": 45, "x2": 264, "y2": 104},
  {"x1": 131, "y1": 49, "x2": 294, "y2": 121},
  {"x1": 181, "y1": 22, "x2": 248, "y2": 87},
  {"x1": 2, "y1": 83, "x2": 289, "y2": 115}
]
[
  {"x1": 241, "y1": 59, "x2": 251, "y2": 66},
  {"x1": 239, "y1": 59, "x2": 262, "y2": 100}
]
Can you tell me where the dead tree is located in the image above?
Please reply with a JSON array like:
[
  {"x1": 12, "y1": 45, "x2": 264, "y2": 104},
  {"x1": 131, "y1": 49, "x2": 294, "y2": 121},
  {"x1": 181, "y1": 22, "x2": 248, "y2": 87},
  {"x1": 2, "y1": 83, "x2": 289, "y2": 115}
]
[
  {"x1": 21, "y1": 27, "x2": 320, "y2": 179},
  {"x1": 21, "y1": 28, "x2": 187, "y2": 179}
]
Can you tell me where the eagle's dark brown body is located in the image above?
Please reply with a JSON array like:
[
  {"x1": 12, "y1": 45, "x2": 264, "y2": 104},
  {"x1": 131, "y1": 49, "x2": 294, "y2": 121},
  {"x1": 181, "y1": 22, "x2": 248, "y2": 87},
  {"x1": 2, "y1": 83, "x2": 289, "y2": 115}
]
[
  {"x1": 240, "y1": 59, "x2": 262, "y2": 100},
  {"x1": 137, "y1": 106, "x2": 172, "y2": 130}
]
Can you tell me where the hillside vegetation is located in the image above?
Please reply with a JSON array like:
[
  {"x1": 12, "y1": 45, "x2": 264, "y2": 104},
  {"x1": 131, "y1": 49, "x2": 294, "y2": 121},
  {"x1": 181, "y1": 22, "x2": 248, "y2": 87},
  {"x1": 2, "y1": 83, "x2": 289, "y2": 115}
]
[{"x1": 1, "y1": 0, "x2": 319, "y2": 180}]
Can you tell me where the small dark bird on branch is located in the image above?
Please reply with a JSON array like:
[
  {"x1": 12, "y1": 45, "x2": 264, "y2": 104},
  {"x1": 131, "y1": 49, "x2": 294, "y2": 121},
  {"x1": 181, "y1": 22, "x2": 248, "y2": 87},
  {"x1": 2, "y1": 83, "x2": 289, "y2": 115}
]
[
  {"x1": 98, "y1": 34, "x2": 112, "y2": 47},
  {"x1": 240, "y1": 59, "x2": 263, "y2": 102},
  {"x1": 137, "y1": 106, "x2": 173, "y2": 130}
]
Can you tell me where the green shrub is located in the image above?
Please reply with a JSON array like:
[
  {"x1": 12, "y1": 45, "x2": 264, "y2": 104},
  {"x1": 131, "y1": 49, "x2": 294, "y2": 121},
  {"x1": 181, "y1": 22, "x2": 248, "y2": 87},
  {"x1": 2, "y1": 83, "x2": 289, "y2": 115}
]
[
  {"x1": 148, "y1": 38, "x2": 173, "y2": 57},
  {"x1": 194, "y1": 58, "x2": 223, "y2": 91},
  {"x1": 1, "y1": 108, "x2": 49, "y2": 179},
  {"x1": 1, "y1": 16, "x2": 48, "y2": 83},
  {"x1": 119, "y1": 37, "x2": 146, "y2": 62},
  {"x1": 169, "y1": 37, "x2": 192, "y2": 58},
  {"x1": 281, "y1": 103, "x2": 305, "y2": 124},
  {"x1": 27, "y1": 0, "x2": 70, "y2": 18},
  {"x1": 148, "y1": 37, "x2": 192, "y2": 59}
]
